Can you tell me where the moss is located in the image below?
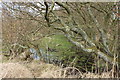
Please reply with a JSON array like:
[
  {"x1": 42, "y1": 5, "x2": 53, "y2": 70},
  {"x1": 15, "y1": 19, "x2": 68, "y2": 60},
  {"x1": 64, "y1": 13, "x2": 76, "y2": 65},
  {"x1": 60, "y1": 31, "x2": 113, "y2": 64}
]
[
  {"x1": 39, "y1": 34, "x2": 73, "y2": 49},
  {"x1": 34, "y1": 34, "x2": 74, "y2": 57}
]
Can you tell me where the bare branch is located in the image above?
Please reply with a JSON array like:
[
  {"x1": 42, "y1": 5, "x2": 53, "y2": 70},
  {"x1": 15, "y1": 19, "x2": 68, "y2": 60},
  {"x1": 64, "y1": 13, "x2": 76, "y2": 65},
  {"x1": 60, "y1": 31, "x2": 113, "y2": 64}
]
[
  {"x1": 87, "y1": 5, "x2": 112, "y2": 57},
  {"x1": 55, "y1": 2, "x2": 70, "y2": 15}
]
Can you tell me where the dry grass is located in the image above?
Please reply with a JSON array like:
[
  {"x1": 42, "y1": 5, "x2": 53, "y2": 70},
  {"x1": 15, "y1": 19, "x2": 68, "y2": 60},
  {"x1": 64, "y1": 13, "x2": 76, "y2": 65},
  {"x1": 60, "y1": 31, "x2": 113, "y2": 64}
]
[
  {"x1": 82, "y1": 72, "x2": 112, "y2": 78},
  {"x1": 0, "y1": 63, "x2": 33, "y2": 78},
  {"x1": 40, "y1": 67, "x2": 82, "y2": 78},
  {"x1": 0, "y1": 61, "x2": 119, "y2": 78},
  {"x1": 24, "y1": 61, "x2": 61, "y2": 78}
]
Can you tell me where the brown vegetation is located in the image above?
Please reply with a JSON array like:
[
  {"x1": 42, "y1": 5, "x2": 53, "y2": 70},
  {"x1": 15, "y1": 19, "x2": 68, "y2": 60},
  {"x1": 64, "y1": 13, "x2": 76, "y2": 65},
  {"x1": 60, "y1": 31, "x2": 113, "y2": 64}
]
[
  {"x1": 0, "y1": 63, "x2": 33, "y2": 78},
  {"x1": 0, "y1": 61, "x2": 118, "y2": 78}
]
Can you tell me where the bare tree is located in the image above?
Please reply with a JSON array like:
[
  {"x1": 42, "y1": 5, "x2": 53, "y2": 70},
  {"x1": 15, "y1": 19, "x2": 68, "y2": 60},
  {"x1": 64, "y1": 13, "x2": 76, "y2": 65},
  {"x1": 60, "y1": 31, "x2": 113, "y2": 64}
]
[{"x1": 2, "y1": 2, "x2": 119, "y2": 66}]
